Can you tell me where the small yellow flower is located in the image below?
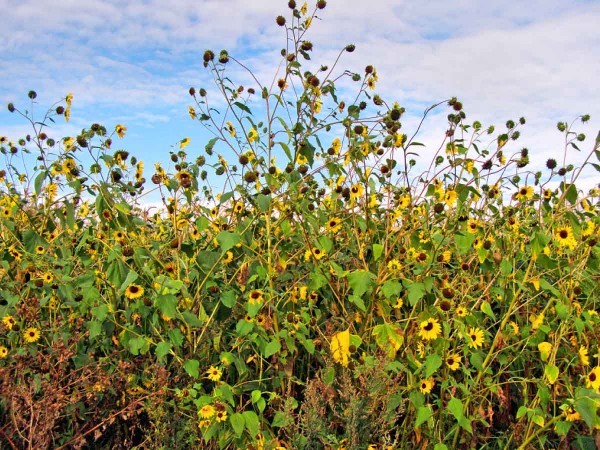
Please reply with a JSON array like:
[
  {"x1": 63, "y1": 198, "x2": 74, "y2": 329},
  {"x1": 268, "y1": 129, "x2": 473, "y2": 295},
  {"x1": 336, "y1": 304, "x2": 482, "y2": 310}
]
[
  {"x1": 538, "y1": 341, "x2": 552, "y2": 361},
  {"x1": 466, "y1": 327, "x2": 485, "y2": 349},
  {"x1": 247, "y1": 127, "x2": 258, "y2": 143},
  {"x1": 419, "y1": 377, "x2": 435, "y2": 394},
  {"x1": 215, "y1": 410, "x2": 228, "y2": 422},
  {"x1": 331, "y1": 137, "x2": 341, "y2": 154},
  {"x1": 446, "y1": 353, "x2": 461, "y2": 371},
  {"x1": 23, "y1": 327, "x2": 41, "y2": 343},
  {"x1": 585, "y1": 366, "x2": 600, "y2": 390},
  {"x1": 223, "y1": 251, "x2": 234, "y2": 264},
  {"x1": 0, "y1": 345, "x2": 8, "y2": 358},
  {"x1": 199, "y1": 404, "x2": 215, "y2": 419},
  {"x1": 2, "y1": 315, "x2": 15, "y2": 330},
  {"x1": 188, "y1": 106, "x2": 196, "y2": 120},
  {"x1": 206, "y1": 365, "x2": 222, "y2": 382}
]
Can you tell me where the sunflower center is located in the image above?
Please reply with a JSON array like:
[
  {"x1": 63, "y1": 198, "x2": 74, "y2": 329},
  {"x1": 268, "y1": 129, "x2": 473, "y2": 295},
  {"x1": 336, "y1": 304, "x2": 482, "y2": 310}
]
[
  {"x1": 424, "y1": 322, "x2": 434, "y2": 331},
  {"x1": 590, "y1": 373, "x2": 597, "y2": 382},
  {"x1": 559, "y1": 230, "x2": 568, "y2": 239}
]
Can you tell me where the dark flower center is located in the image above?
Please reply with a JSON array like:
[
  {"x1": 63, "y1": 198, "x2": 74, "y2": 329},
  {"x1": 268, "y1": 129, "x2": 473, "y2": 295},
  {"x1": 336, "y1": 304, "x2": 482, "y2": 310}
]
[{"x1": 424, "y1": 322, "x2": 434, "y2": 331}]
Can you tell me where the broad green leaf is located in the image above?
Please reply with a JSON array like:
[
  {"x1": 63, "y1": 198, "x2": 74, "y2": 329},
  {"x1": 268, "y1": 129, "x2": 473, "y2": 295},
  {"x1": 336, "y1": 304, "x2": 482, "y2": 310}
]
[
  {"x1": 242, "y1": 411, "x2": 259, "y2": 438},
  {"x1": 434, "y1": 445, "x2": 449, "y2": 450},
  {"x1": 447, "y1": 397, "x2": 464, "y2": 421},
  {"x1": 216, "y1": 231, "x2": 241, "y2": 253},
  {"x1": 424, "y1": 353, "x2": 442, "y2": 378},
  {"x1": 403, "y1": 280, "x2": 425, "y2": 306},
  {"x1": 155, "y1": 341, "x2": 172, "y2": 361},
  {"x1": 415, "y1": 405, "x2": 432, "y2": 428},
  {"x1": 264, "y1": 339, "x2": 281, "y2": 358},
  {"x1": 348, "y1": 294, "x2": 366, "y2": 312},
  {"x1": 157, "y1": 294, "x2": 178, "y2": 319},
  {"x1": 372, "y1": 243, "x2": 384, "y2": 261},
  {"x1": 272, "y1": 410, "x2": 293, "y2": 428},
  {"x1": 233, "y1": 101, "x2": 252, "y2": 115},
  {"x1": 372, "y1": 323, "x2": 404, "y2": 358},
  {"x1": 544, "y1": 364, "x2": 559, "y2": 384},
  {"x1": 480, "y1": 301, "x2": 496, "y2": 320},
  {"x1": 183, "y1": 359, "x2": 200, "y2": 378},
  {"x1": 220, "y1": 290, "x2": 237, "y2": 308},
  {"x1": 381, "y1": 280, "x2": 402, "y2": 299},
  {"x1": 531, "y1": 415, "x2": 544, "y2": 427},
  {"x1": 346, "y1": 270, "x2": 375, "y2": 298},
  {"x1": 230, "y1": 413, "x2": 245, "y2": 437},
  {"x1": 257, "y1": 194, "x2": 271, "y2": 212}
]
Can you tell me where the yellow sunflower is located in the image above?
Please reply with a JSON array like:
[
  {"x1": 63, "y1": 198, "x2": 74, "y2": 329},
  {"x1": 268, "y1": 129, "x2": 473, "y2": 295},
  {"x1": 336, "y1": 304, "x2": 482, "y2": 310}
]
[
  {"x1": 419, "y1": 378, "x2": 435, "y2": 394},
  {"x1": 199, "y1": 404, "x2": 215, "y2": 419},
  {"x1": 585, "y1": 366, "x2": 600, "y2": 390},
  {"x1": 23, "y1": 327, "x2": 41, "y2": 343},
  {"x1": 446, "y1": 353, "x2": 461, "y2": 371},
  {"x1": 0, "y1": 345, "x2": 8, "y2": 358},
  {"x1": 125, "y1": 284, "x2": 144, "y2": 299},
  {"x1": 418, "y1": 318, "x2": 442, "y2": 341},
  {"x1": 466, "y1": 327, "x2": 485, "y2": 349}
]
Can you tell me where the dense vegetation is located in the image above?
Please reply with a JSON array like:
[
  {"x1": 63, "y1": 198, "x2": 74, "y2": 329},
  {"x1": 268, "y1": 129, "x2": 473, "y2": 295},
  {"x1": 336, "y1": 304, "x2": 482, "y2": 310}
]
[{"x1": 1, "y1": 1, "x2": 599, "y2": 449}]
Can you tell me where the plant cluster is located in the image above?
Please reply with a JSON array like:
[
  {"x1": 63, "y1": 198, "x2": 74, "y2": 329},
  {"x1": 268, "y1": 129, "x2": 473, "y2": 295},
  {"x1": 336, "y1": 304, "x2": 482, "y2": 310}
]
[{"x1": 1, "y1": 1, "x2": 600, "y2": 449}]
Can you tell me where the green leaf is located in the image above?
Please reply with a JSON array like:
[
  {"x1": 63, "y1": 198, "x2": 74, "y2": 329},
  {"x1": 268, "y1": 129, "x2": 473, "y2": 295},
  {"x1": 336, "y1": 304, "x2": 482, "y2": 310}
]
[
  {"x1": 251, "y1": 390, "x2": 262, "y2": 403},
  {"x1": 216, "y1": 231, "x2": 241, "y2": 253},
  {"x1": 434, "y1": 445, "x2": 449, "y2": 450},
  {"x1": 230, "y1": 413, "x2": 245, "y2": 437},
  {"x1": 242, "y1": 411, "x2": 259, "y2": 438},
  {"x1": 554, "y1": 420, "x2": 572, "y2": 437},
  {"x1": 574, "y1": 392, "x2": 600, "y2": 428},
  {"x1": 415, "y1": 405, "x2": 433, "y2": 428},
  {"x1": 257, "y1": 194, "x2": 271, "y2": 212},
  {"x1": 233, "y1": 102, "x2": 252, "y2": 115},
  {"x1": 155, "y1": 341, "x2": 172, "y2": 361},
  {"x1": 372, "y1": 243, "x2": 384, "y2": 261},
  {"x1": 120, "y1": 270, "x2": 139, "y2": 293},
  {"x1": 34, "y1": 170, "x2": 46, "y2": 196},
  {"x1": 183, "y1": 359, "x2": 200, "y2": 378},
  {"x1": 372, "y1": 323, "x2": 404, "y2": 358},
  {"x1": 181, "y1": 310, "x2": 204, "y2": 327},
  {"x1": 480, "y1": 301, "x2": 496, "y2": 320},
  {"x1": 346, "y1": 270, "x2": 375, "y2": 298},
  {"x1": 157, "y1": 294, "x2": 178, "y2": 319},
  {"x1": 516, "y1": 406, "x2": 528, "y2": 419},
  {"x1": 264, "y1": 339, "x2": 281, "y2": 358},
  {"x1": 272, "y1": 410, "x2": 293, "y2": 428},
  {"x1": 531, "y1": 414, "x2": 544, "y2": 427},
  {"x1": 348, "y1": 294, "x2": 366, "y2": 312},
  {"x1": 539, "y1": 278, "x2": 560, "y2": 297},
  {"x1": 544, "y1": 364, "x2": 559, "y2": 384},
  {"x1": 220, "y1": 290, "x2": 237, "y2": 308},
  {"x1": 448, "y1": 397, "x2": 464, "y2": 421},
  {"x1": 424, "y1": 353, "x2": 442, "y2": 378},
  {"x1": 403, "y1": 280, "x2": 425, "y2": 306},
  {"x1": 454, "y1": 232, "x2": 475, "y2": 254},
  {"x1": 381, "y1": 280, "x2": 402, "y2": 299}
]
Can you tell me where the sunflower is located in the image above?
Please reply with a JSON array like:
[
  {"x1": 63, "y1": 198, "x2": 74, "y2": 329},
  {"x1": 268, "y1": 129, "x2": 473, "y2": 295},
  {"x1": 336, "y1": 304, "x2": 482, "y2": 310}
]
[
  {"x1": 585, "y1": 366, "x2": 600, "y2": 390},
  {"x1": 115, "y1": 124, "x2": 127, "y2": 138},
  {"x1": 331, "y1": 138, "x2": 341, "y2": 154},
  {"x1": 455, "y1": 305, "x2": 467, "y2": 318},
  {"x1": 564, "y1": 406, "x2": 581, "y2": 422},
  {"x1": 304, "y1": 247, "x2": 325, "y2": 261},
  {"x1": 199, "y1": 404, "x2": 215, "y2": 419},
  {"x1": 248, "y1": 290, "x2": 264, "y2": 305},
  {"x1": 466, "y1": 218, "x2": 480, "y2": 234},
  {"x1": 397, "y1": 194, "x2": 411, "y2": 209},
  {"x1": 418, "y1": 318, "x2": 442, "y2": 341},
  {"x1": 223, "y1": 251, "x2": 234, "y2": 264},
  {"x1": 206, "y1": 366, "x2": 222, "y2": 382},
  {"x1": 247, "y1": 127, "x2": 258, "y2": 143},
  {"x1": 215, "y1": 410, "x2": 228, "y2": 422},
  {"x1": 446, "y1": 353, "x2": 461, "y2": 371},
  {"x1": 554, "y1": 225, "x2": 577, "y2": 250},
  {"x1": 0, "y1": 345, "x2": 8, "y2": 358},
  {"x1": 125, "y1": 284, "x2": 144, "y2": 300},
  {"x1": 2, "y1": 315, "x2": 15, "y2": 330},
  {"x1": 23, "y1": 327, "x2": 41, "y2": 343},
  {"x1": 350, "y1": 183, "x2": 364, "y2": 199},
  {"x1": 419, "y1": 378, "x2": 435, "y2": 394},
  {"x1": 1, "y1": 207, "x2": 11, "y2": 219},
  {"x1": 326, "y1": 218, "x2": 341, "y2": 233},
  {"x1": 42, "y1": 273, "x2": 53, "y2": 283},
  {"x1": 387, "y1": 259, "x2": 401, "y2": 272},
  {"x1": 466, "y1": 327, "x2": 485, "y2": 349},
  {"x1": 444, "y1": 190, "x2": 457, "y2": 208},
  {"x1": 515, "y1": 185, "x2": 534, "y2": 201}
]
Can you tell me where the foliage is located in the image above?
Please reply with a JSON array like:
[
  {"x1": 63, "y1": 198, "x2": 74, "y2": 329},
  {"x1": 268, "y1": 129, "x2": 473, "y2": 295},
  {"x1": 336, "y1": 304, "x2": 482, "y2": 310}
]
[{"x1": 2, "y1": 1, "x2": 600, "y2": 449}]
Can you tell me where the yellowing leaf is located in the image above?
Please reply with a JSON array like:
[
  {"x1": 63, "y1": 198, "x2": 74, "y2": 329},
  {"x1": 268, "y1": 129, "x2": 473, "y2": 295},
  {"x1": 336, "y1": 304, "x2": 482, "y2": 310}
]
[
  {"x1": 180, "y1": 137, "x2": 190, "y2": 149},
  {"x1": 331, "y1": 329, "x2": 350, "y2": 367}
]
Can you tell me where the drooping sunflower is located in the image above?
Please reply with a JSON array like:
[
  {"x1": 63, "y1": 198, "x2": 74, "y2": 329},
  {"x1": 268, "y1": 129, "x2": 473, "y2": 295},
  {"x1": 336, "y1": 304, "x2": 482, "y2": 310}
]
[
  {"x1": 446, "y1": 353, "x2": 461, "y2": 371},
  {"x1": 23, "y1": 327, "x2": 41, "y2": 343},
  {"x1": 125, "y1": 284, "x2": 144, "y2": 300},
  {"x1": 418, "y1": 318, "x2": 442, "y2": 341},
  {"x1": 467, "y1": 327, "x2": 485, "y2": 349}
]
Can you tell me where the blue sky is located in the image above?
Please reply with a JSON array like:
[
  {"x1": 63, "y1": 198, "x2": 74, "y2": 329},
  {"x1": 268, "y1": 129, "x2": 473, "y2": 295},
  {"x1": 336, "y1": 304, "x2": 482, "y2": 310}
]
[{"x1": 1, "y1": 0, "x2": 599, "y2": 205}]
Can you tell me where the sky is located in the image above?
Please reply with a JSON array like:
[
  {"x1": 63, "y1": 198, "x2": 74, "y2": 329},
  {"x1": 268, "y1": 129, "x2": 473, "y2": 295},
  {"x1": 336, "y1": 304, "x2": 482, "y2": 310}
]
[{"x1": 1, "y1": 0, "x2": 599, "y2": 205}]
